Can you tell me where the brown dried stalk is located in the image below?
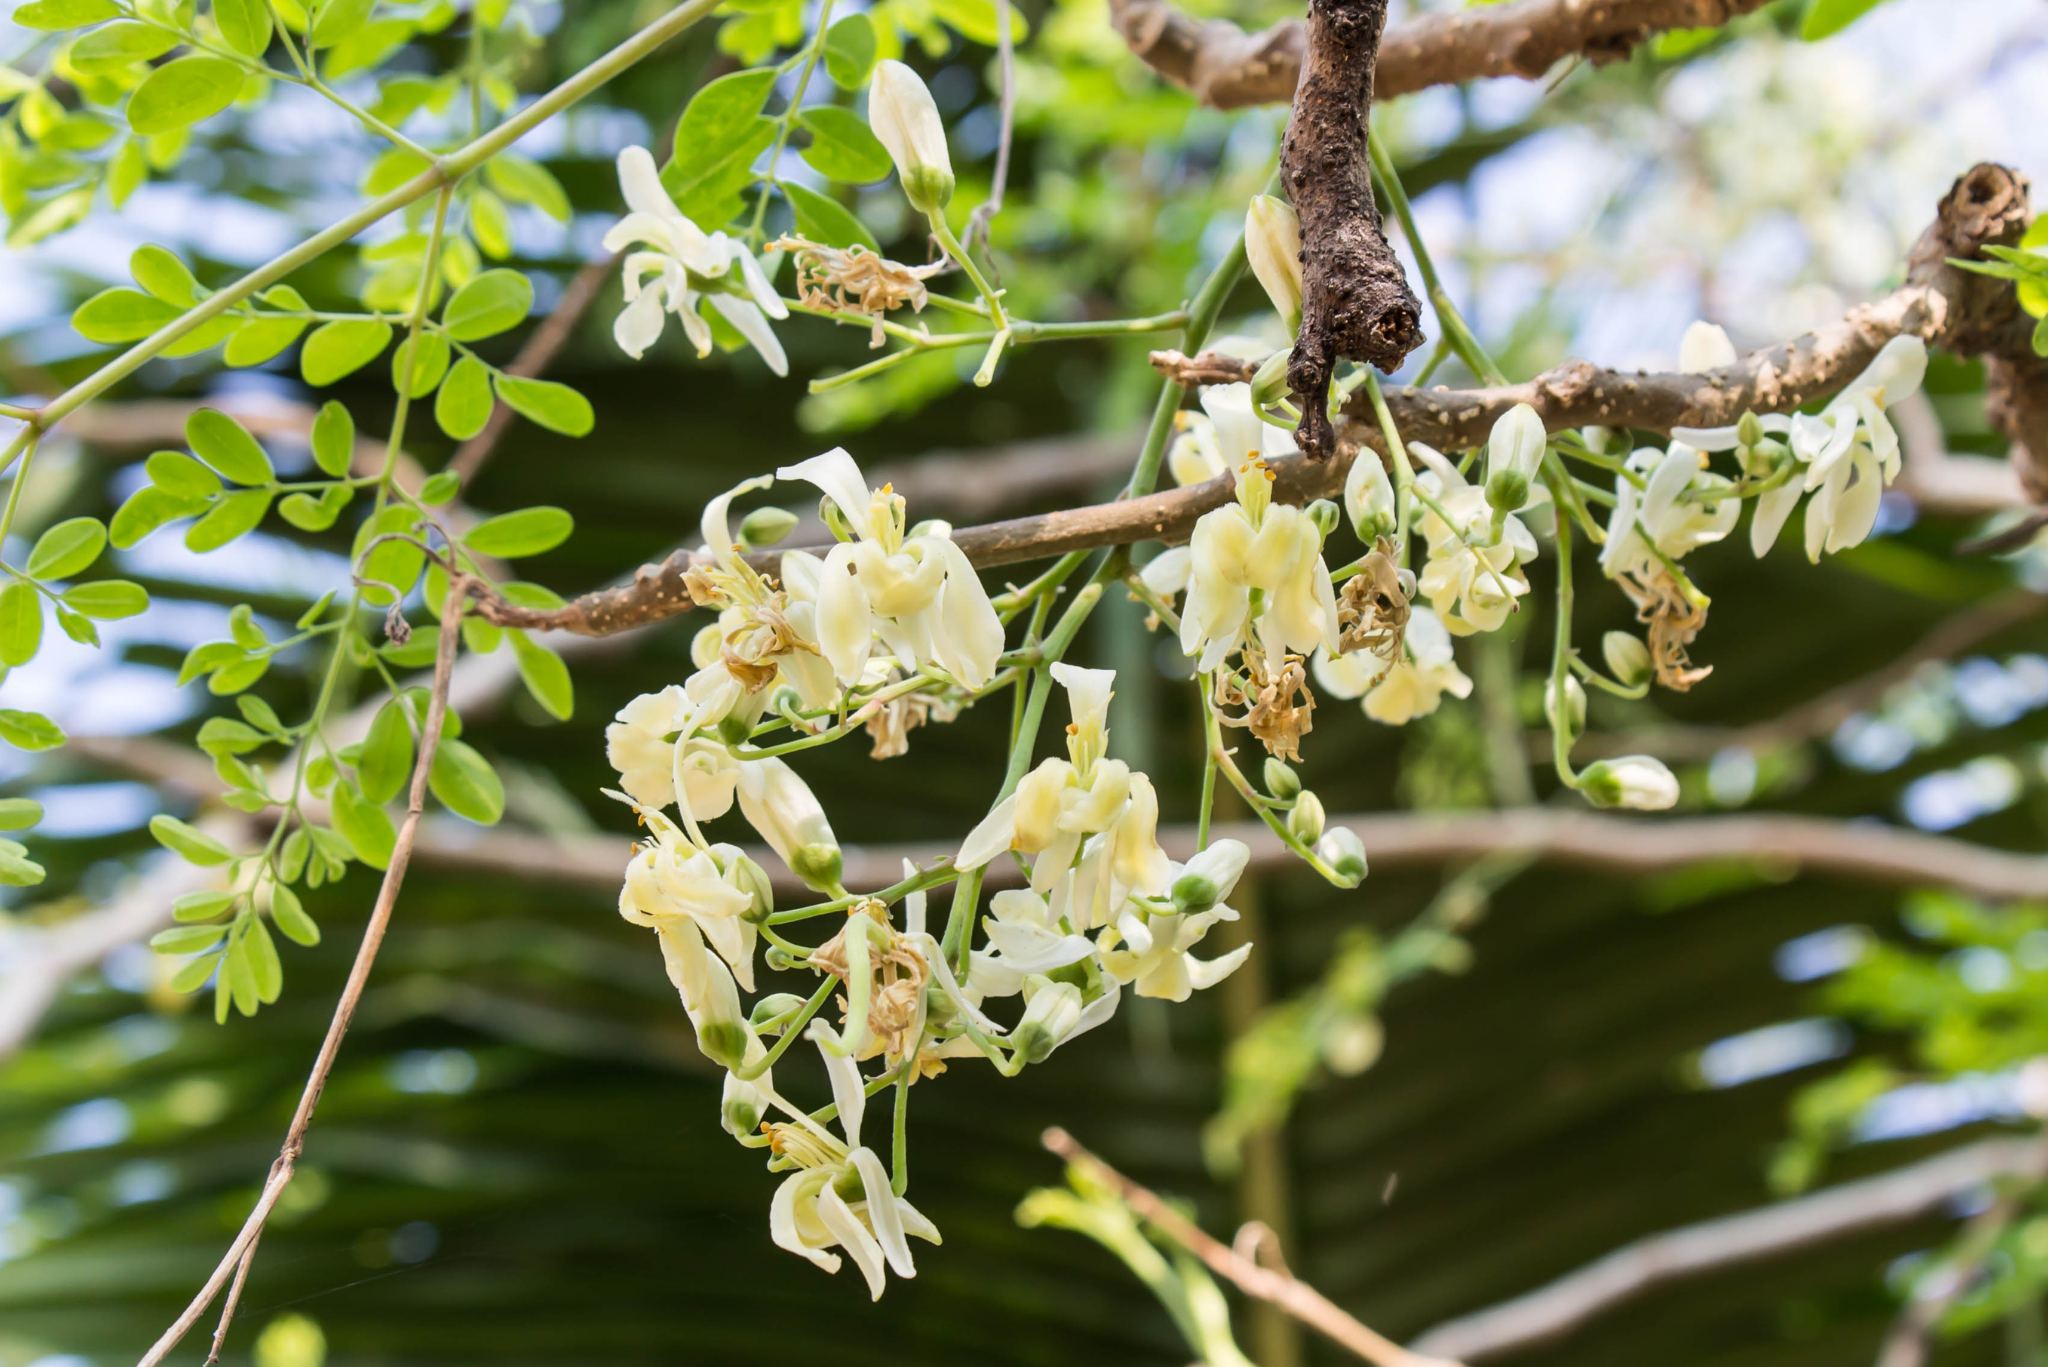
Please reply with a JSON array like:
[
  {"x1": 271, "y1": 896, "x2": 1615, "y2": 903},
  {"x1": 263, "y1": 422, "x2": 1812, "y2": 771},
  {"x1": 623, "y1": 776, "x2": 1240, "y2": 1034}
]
[{"x1": 1280, "y1": 0, "x2": 1423, "y2": 458}]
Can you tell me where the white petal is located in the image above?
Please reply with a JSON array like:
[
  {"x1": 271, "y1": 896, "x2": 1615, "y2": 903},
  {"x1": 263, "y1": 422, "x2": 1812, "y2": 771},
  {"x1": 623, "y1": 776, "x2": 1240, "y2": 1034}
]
[
  {"x1": 956, "y1": 794, "x2": 1018, "y2": 870},
  {"x1": 612, "y1": 289, "x2": 666, "y2": 360},
  {"x1": 616, "y1": 145, "x2": 675, "y2": 220},
  {"x1": 850, "y1": 1149, "x2": 916, "y2": 1277},
  {"x1": 779, "y1": 448, "x2": 874, "y2": 531},
  {"x1": 818, "y1": 1186, "x2": 890, "y2": 1300},
  {"x1": 708, "y1": 294, "x2": 787, "y2": 377}
]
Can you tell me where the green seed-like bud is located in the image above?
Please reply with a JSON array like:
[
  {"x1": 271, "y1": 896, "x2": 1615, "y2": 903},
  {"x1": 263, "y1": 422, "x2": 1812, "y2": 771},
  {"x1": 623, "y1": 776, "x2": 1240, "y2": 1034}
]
[
  {"x1": 1288, "y1": 790, "x2": 1326, "y2": 844},
  {"x1": 1263, "y1": 757, "x2": 1301, "y2": 799},
  {"x1": 729, "y1": 851, "x2": 775, "y2": 921},
  {"x1": 738, "y1": 506, "x2": 799, "y2": 548},
  {"x1": 1170, "y1": 869, "x2": 1220, "y2": 914},
  {"x1": 902, "y1": 165, "x2": 955, "y2": 214},
  {"x1": 750, "y1": 993, "x2": 808, "y2": 1030},
  {"x1": 1305, "y1": 499, "x2": 1341, "y2": 539},
  {"x1": 1251, "y1": 349, "x2": 1293, "y2": 411},
  {"x1": 1602, "y1": 631, "x2": 1652, "y2": 688},
  {"x1": 1316, "y1": 827, "x2": 1368, "y2": 888},
  {"x1": 717, "y1": 712, "x2": 752, "y2": 746},
  {"x1": 1736, "y1": 410, "x2": 1765, "y2": 449}
]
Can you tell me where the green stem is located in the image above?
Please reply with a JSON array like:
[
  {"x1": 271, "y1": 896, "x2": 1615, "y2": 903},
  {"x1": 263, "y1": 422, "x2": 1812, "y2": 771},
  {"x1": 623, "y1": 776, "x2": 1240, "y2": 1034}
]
[
  {"x1": 19, "y1": 0, "x2": 723, "y2": 448},
  {"x1": 749, "y1": 0, "x2": 837, "y2": 242}
]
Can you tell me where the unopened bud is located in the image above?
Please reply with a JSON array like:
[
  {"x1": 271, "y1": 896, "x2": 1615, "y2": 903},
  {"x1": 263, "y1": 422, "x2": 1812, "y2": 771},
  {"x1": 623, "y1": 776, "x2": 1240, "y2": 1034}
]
[
  {"x1": 738, "y1": 506, "x2": 798, "y2": 548},
  {"x1": 1305, "y1": 499, "x2": 1341, "y2": 539},
  {"x1": 1013, "y1": 979, "x2": 1085, "y2": 1063},
  {"x1": 1245, "y1": 195, "x2": 1304, "y2": 333},
  {"x1": 750, "y1": 993, "x2": 809, "y2": 1029},
  {"x1": 1288, "y1": 790, "x2": 1326, "y2": 844},
  {"x1": 1736, "y1": 410, "x2": 1765, "y2": 450},
  {"x1": 790, "y1": 842, "x2": 843, "y2": 894},
  {"x1": 698, "y1": 1019, "x2": 748, "y2": 1071},
  {"x1": 1545, "y1": 674, "x2": 1586, "y2": 736},
  {"x1": 1602, "y1": 631, "x2": 1651, "y2": 688},
  {"x1": 737, "y1": 757, "x2": 843, "y2": 892},
  {"x1": 1316, "y1": 827, "x2": 1368, "y2": 888},
  {"x1": 727, "y1": 850, "x2": 775, "y2": 920},
  {"x1": 1486, "y1": 403, "x2": 1545, "y2": 490},
  {"x1": 1580, "y1": 754, "x2": 1680, "y2": 811},
  {"x1": 1171, "y1": 838, "x2": 1250, "y2": 913},
  {"x1": 1263, "y1": 757, "x2": 1301, "y2": 800},
  {"x1": 870, "y1": 61, "x2": 954, "y2": 213},
  {"x1": 722, "y1": 1069, "x2": 771, "y2": 1137},
  {"x1": 1251, "y1": 348, "x2": 1292, "y2": 410},
  {"x1": 1345, "y1": 452, "x2": 1397, "y2": 541}
]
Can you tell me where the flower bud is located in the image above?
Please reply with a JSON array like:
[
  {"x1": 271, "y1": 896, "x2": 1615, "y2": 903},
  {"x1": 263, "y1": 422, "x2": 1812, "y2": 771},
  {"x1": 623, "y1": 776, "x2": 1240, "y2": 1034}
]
[
  {"x1": 1485, "y1": 402, "x2": 1544, "y2": 504},
  {"x1": 1316, "y1": 827, "x2": 1368, "y2": 888},
  {"x1": 737, "y1": 756, "x2": 843, "y2": 892},
  {"x1": 1013, "y1": 978, "x2": 1085, "y2": 1063},
  {"x1": 1305, "y1": 498, "x2": 1341, "y2": 539},
  {"x1": 1263, "y1": 756, "x2": 1301, "y2": 800},
  {"x1": 1250, "y1": 348, "x2": 1292, "y2": 411},
  {"x1": 869, "y1": 61, "x2": 953, "y2": 213},
  {"x1": 1736, "y1": 410, "x2": 1765, "y2": 450},
  {"x1": 1545, "y1": 673, "x2": 1586, "y2": 736},
  {"x1": 1245, "y1": 196, "x2": 1304, "y2": 333},
  {"x1": 1602, "y1": 631, "x2": 1651, "y2": 688},
  {"x1": 1287, "y1": 790, "x2": 1326, "y2": 844},
  {"x1": 750, "y1": 992, "x2": 809, "y2": 1030},
  {"x1": 726, "y1": 849, "x2": 775, "y2": 921},
  {"x1": 1345, "y1": 453, "x2": 1397, "y2": 542},
  {"x1": 1171, "y1": 837, "x2": 1250, "y2": 913},
  {"x1": 738, "y1": 506, "x2": 798, "y2": 548},
  {"x1": 1579, "y1": 754, "x2": 1680, "y2": 811},
  {"x1": 691, "y1": 623, "x2": 722, "y2": 670}
]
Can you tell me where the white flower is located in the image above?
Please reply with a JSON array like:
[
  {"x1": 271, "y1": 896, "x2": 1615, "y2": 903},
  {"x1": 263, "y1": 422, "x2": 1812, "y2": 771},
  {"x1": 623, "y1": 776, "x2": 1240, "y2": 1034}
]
[
  {"x1": 1167, "y1": 381, "x2": 1296, "y2": 489},
  {"x1": 1580, "y1": 754, "x2": 1681, "y2": 811},
  {"x1": 1179, "y1": 455, "x2": 1339, "y2": 672},
  {"x1": 1672, "y1": 335, "x2": 1927, "y2": 562},
  {"x1": 1096, "y1": 865, "x2": 1251, "y2": 1003},
  {"x1": 736, "y1": 756, "x2": 842, "y2": 892},
  {"x1": 1598, "y1": 443, "x2": 1738, "y2": 583},
  {"x1": 1411, "y1": 444, "x2": 1537, "y2": 636},
  {"x1": 968, "y1": 887, "x2": 1098, "y2": 998},
  {"x1": 768, "y1": 1024, "x2": 941, "y2": 1299},
  {"x1": 1311, "y1": 606, "x2": 1470, "y2": 726},
  {"x1": 605, "y1": 684, "x2": 741, "y2": 817},
  {"x1": 1678, "y1": 320, "x2": 1737, "y2": 372},
  {"x1": 778, "y1": 447, "x2": 1004, "y2": 691},
  {"x1": 1484, "y1": 403, "x2": 1546, "y2": 505},
  {"x1": 956, "y1": 663, "x2": 1170, "y2": 908},
  {"x1": 1602, "y1": 630, "x2": 1651, "y2": 687},
  {"x1": 868, "y1": 61, "x2": 953, "y2": 212},
  {"x1": 1245, "y1": 195, "x2": 1304, "y2": 330},
  {"x1": 1315, "y1": 827, "x2": 1368, "y2": 887},
  {"x1": 602, "y1": 145, "x2": 789, "y2": 374},
  {"x1": 1344, "y1": 451, "x2": 1397, "y2": 542}
]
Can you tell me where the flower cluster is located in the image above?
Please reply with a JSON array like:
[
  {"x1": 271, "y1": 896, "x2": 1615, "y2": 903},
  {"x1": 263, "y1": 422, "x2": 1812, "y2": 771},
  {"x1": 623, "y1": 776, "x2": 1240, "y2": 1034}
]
[{"x1": 601, "y1": 451, "x2": 1261, "y2": 1299}]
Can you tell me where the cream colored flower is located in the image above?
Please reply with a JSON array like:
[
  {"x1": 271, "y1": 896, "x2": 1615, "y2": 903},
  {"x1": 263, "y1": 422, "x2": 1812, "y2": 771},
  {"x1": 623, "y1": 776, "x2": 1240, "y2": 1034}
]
[
  {"x1": 603, "y1": 146, "x2": 789, "y2": 373},
  {"x1": 868, "y1": 61, "x2": 953, "y2": 212},
  {"x1": 1411, "y1": 444, "x2": 1537, "y2": 636},
  {"x1": 1245, "y1": 195, "x2": 1303, "y2": 330},
  {"x1": 1312, "y1": 606, "x2": 1470, "y2": 726},
  {"x1": 778, "y1": 447, "x2": 1004, "y2": 690},
  {"x1": 768, "y1": 1024, "x2": 941, "y2": 1298},
  {"x1": 1179, "y1": 456, "x2": 1339, "y2": 672}
]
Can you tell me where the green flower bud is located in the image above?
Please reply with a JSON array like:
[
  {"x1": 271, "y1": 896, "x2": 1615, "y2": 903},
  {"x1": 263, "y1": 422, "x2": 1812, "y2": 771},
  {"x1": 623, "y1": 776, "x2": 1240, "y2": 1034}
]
[
  {"x1": 1305, "y1": 499, "x2": 1341, "y2": 539},
  {"x1": 698, "y1": 1019, "x2": 748, "y2": 1071},
  {"x1": 791, "y1": 842, "x2": 843, "y2": 894},
  {"x1": 1579, "y1": 754, "x2": 1680, "y2": 811},
  {"x1": 1602, "y1": 631, "x2": 1652, "y2": 688},
  {"x1": 1251, "y1": 348, "x2": 1293, "y2": 411},
  {"x1": 717, "y1": 712, "x2": 752, "y2": 746},
  {"x1": 1263, "y1": 757, "x2": 1301, "y2": 800},
  {"x1": 1485, "y1": 468, "x2": 1529, "y2": 515},
  {"x1": 750, "y1": 993, "x2": 809, "y2": 1030},
  {"x1": 1315, "y1": 827, "x2": 1368, "y2": 888},
  {"x1": 1288, "y1": 790, "x2": 1326, "y2": 844},
  {"x1": 738, "y1": 506, "x2": 799, "y2": 548}
]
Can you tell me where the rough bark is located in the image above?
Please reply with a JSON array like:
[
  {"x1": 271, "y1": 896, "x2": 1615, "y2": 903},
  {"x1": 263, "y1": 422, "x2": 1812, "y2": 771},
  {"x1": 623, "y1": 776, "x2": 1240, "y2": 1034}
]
[
  {"x1": 1109, "y1": 0, "x2": 1776, "y2": 111},
  {"x1": 1280, "y1": 0, "x2": 1423, "y2": 459},
  {"x1": 470, "y1": 165, "x2": 2040, "y2": 639}
]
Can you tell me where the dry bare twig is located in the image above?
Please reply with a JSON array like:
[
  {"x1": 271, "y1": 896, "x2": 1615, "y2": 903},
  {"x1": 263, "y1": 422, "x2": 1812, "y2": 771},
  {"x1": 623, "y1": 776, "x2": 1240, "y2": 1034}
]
[
  {"x1": 1043, "y1": 1126, "x2": 1463, "y2": 1367},
  {"x1": 139, "y1": 575, "x2": 471, "y2": 1367}
]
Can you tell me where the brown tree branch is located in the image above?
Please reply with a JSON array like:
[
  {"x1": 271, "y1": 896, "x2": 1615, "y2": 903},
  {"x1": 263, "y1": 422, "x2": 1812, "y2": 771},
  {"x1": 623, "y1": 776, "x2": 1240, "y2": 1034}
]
[
  {"x1": 139, "y1": 576, "x2": 468, "y2": 1367},
  {"x1": 1410, "y1": 1134, "x2": 2048, "y2": 1361},
  {"x1": 1108, "y1": 0, "x2": 1775, "y2": 111},
  {"x1": 1281, "y1": 0, "x2": 1423, "y2": 458},
  {"x1": 471, "y1": 164, "x2": 2040, "y2": 639},
  {"x1": 1043, "y1": 1127, "x2": 1462, "y2": 1367}
]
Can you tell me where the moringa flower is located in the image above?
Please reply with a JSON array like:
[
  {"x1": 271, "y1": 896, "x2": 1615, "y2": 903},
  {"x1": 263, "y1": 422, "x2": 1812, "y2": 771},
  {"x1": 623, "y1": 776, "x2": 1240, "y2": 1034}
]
[
  {"x1": 736, "y1": 756, "x2": 842, "y2": 893},
  {"x1": 1580, "y1": 754, "x2": 1681, "y2": 811},
  {"x1": 1411, "y1": 444, "x2": 1537, "y2": 636},
  {"x1": 1179, "y1": 456, "x2": 1339, "y2": 673},
  {"x1": 768, "y1": 1024, "x2": 941, "y2": 1298},
  {"x1": 778, "y1": 447, "x2": 1004, "y2": 691},
  {"x1": 603, "y1": 145, "x2": 789, "y2": 373},
  {"x1": 1312, "y1": 605, "x2": 1470, "y2": 726},
  {"x1": 1672, "y1": 334, "x2": 1927, "y2": 562}
]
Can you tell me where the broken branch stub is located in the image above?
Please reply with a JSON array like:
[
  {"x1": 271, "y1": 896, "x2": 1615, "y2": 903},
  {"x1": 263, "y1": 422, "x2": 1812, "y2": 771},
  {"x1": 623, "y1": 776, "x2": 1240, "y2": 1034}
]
[{"x1": 1280, "y1": 0, "x2": 1424, "y2": 459}]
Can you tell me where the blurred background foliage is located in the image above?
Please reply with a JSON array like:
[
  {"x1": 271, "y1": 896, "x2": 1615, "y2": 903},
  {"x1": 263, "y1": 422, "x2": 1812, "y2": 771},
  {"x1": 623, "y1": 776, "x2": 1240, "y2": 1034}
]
[{"x1": 4, "y1": 0, "x2": 2048, "y2": 1362}]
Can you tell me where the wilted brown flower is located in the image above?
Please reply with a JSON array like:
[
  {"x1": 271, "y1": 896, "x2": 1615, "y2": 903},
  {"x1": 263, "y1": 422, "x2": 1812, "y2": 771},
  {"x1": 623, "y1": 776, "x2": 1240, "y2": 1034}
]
[
  {"x1": 808, "y1": 900, "x2": 931, "y2": 1062},
  {"x1": 1214, "y1": 651, "x2": 1317, "y2": 761},
  {"x1": 767, "y1": 235, "x2": 945, "y2": 347},
  {"x1": 1336, "y1": 538, "x2": 1410, "y2": 662},
  {"x1": 1616, "y1": 567, "x2": 1711, "y2": 692}
]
